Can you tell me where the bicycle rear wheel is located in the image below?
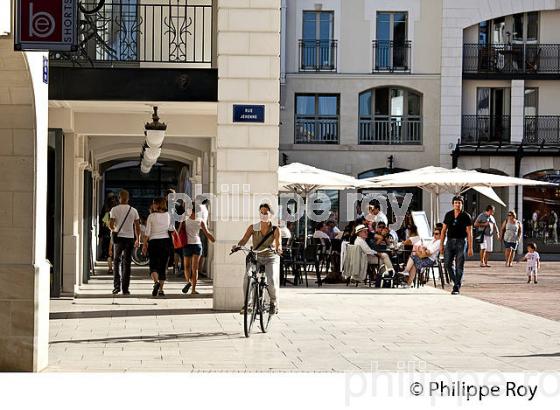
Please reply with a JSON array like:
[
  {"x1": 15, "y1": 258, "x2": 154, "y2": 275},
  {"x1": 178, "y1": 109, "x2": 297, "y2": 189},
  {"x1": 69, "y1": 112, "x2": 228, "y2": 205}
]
[
  {"x1": 259, "y1": 284, "x2": 273, "y2": 333},
  {"x1": 243, "y1": 279, "x2": 258, "y2": 337}
]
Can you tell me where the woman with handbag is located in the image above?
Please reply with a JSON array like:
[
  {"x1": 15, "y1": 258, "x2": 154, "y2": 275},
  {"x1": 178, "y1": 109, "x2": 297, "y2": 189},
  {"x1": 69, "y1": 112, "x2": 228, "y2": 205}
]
[
  {"x1": 142, "y1": 198, "x2": 175, "y2": 297},
  {"x1": 182, "y1": 203, "x2": 215, "y2": 295},
  {"x1": 500, "y1": 210, "x2": 522, "y2": 267}
]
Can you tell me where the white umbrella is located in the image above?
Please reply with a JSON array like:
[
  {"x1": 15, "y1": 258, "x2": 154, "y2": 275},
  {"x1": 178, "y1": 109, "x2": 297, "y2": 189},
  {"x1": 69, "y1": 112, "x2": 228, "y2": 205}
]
[
  {"x1": 279, "y1": 163, "x2": 360, "y2": 244},
  {"x1": 359, "y1": 166, "x2": 554, "y2": 224}
]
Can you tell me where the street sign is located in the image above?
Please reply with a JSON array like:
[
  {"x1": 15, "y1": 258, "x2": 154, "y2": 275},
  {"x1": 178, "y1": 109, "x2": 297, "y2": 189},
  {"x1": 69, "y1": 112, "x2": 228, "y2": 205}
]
[
  {"x1": 14, "y1": 0, "x2": 77, "y2": 51},
  {"x1": 233, "y1": 104, "x2": 265, "y2": 123},
  {"x1": 43, "y1": 55, "x2": 48, "y2": 84}
]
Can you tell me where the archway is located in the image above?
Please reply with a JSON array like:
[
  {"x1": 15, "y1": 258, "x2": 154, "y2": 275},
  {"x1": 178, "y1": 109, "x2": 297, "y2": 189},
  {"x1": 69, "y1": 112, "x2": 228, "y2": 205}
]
[{"x1": 523, "y1": 169, "x2": 560, "y2": 253}]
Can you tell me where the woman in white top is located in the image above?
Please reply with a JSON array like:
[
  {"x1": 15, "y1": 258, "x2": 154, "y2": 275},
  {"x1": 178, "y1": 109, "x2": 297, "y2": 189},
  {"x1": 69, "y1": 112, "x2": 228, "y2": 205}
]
[
  {"x1": 401, "y1": 228, "x2": 442, "y2": 288},
  {"x1": 142, "y1": 198, "x2": 175, "y2": 297},
  {"x1": 182, "y1": 203, "x2": 215, "y2": 295}
]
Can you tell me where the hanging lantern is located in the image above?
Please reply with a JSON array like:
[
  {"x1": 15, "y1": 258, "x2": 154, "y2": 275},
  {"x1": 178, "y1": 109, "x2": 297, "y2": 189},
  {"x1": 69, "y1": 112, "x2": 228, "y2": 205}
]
[
  {"x1": 145, "y1": 130, "x2": 165, "y2": 148},
  {"x1": 140, "y1": 163, "x2": 152, "y2": 174},
  {"x1": 143, "y1": 147, "x2": 161, "y2": 162},
  {"x1": 144, "y1": 106, "x2": 167, "y2": 147}
]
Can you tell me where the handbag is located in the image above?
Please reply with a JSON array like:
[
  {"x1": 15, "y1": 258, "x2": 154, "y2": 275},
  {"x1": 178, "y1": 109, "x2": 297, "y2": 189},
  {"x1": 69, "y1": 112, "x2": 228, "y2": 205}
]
[
  {"x1": 171, "y1": 222, "x2": 188, "y2": 250},
  {"x1": 112, "y1": 205, "x2": 132, "y2": 243},
  {"x1": 474, "y1": 228, "x2": 485, "y2": 244}
]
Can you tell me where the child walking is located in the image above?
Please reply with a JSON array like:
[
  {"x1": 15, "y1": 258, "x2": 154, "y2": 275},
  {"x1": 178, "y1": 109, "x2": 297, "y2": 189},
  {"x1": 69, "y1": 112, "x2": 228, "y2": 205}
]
[{"x1": 523, "y1": 242, "x2": 541, "y2": 284}]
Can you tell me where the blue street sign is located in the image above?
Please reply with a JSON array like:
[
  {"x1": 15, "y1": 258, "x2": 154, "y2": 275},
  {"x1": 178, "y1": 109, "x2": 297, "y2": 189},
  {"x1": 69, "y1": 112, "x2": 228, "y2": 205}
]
[
  {"x1": 43, "y1": 56, "x2": 48, "y2": 84},
  {"x1": 233, "y1": 104, "x2": 265, "y2": 123}
]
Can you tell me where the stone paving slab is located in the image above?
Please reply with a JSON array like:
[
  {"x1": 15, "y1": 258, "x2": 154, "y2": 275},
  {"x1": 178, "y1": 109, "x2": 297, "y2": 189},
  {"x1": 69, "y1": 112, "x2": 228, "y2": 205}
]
[{"x1": 46, "y1": 267, "x2": 560, "y2": 372}]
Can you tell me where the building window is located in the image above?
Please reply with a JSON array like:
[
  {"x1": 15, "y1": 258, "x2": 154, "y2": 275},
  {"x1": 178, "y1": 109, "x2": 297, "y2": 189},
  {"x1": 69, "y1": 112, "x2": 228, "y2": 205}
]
[
  {"x1": 300, "y1": 11, "x2": 336, "y2": 71},
  {"x1": 374, "y1": 12, "x2": 410, "y2": 71},
  {"x1": 479, "y1": 12, "x2": 539, "y2": 45},
  {"x1": 358, "y1": 87, "x2": 422, "y2": 144},
  {"x1": 295, "y1": 94, "x2": 339, "y2": 144},
  {"x1": 461, "y1": 88, "x2": 511, "y2": 143}
]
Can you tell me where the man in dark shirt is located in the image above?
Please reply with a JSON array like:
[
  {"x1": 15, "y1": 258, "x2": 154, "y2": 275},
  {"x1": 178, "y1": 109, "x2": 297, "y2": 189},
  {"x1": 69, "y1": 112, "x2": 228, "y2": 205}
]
[{"x1": 440, "y1": 196, "x2": 473, "y2": 295}]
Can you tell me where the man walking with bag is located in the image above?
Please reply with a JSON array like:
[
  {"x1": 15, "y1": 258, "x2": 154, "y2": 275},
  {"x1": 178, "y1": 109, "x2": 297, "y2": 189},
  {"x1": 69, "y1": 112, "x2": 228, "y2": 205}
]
[
  {"x1": 475, "y1": 205, "x2": 500, "y2": 267},
  {"x1": 109, "y1": 190, "x2": 141, "y2": 295}
]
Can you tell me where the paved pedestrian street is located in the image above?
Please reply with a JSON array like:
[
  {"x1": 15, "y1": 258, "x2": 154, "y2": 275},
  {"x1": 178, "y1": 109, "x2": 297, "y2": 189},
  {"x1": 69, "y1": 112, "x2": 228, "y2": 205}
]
[{"x1": 47, "y1": 263, "x2": 560, "y2": 372}]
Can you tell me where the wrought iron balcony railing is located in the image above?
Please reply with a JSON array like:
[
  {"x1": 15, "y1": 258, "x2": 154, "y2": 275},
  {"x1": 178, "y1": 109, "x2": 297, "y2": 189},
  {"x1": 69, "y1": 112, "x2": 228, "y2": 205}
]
[
  {"x1": 461, "y1": 115, "x2": 511, "y2": 144},
  {"x1": 50, "y1": 1, "x2": 213, "y2": 66},
  {"x1": 295, "y1": 116, "x2": 339, "y2": 144},
  {"x1": 463, "y1": 43, "x2": 560, "y2": 75},
  {"x1": 359, "y1": 115, "x2": 421, "y2": 144},
  {"x1": 372, "y1": 40, "x2": 411, "y2": 72},
  {"x1": 298, "y1": 40, "x2": 337, "y2": 72},
  {"x1": 524, "y1": 116, "x2": 560, "y2": 144}
]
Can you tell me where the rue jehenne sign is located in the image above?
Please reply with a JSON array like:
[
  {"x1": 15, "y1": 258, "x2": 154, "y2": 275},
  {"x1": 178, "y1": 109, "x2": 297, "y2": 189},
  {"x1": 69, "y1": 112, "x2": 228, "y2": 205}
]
[
  {"x1": 15, "y1": 0, "x2": 77, "y2": 51},
  {"x1": 233, "y1": 104, "x2": 265, "y2": 123}
]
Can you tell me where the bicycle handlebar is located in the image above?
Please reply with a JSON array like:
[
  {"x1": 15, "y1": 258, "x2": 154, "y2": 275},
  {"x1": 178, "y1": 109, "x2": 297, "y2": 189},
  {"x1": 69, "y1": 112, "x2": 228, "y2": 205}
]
[{"x1": 230, "y1": 246, "x2": 278, "y2": 256}]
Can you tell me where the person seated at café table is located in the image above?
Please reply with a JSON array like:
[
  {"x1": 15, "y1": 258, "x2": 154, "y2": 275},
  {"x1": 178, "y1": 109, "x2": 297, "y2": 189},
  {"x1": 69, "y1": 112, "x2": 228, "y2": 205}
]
[
  {"x1": 326, "y1": 220, "x2": 341, "y2": 240},
  {"x1": 403, "y1": 224, "x2": 421, "y2": 246},
  {"x1": 313, "y1": 222, "x2": 331, "y2": 243},
  {"x1": 354, "y1": 224, "x2": 395, "y2": 274},
  {"x1": 400, "y1": 228, "x2": 442, "y2": 288}
]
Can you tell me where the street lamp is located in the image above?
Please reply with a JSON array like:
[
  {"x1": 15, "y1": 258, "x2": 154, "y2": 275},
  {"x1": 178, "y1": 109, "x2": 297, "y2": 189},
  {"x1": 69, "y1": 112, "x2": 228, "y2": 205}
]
[{"x1": 140, "y1": 106, "x2": 167, "y2": 174}]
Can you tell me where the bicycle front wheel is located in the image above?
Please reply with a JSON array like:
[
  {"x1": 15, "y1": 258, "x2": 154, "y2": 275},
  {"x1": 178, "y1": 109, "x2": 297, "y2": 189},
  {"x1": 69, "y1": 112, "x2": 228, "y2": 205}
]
[
  {"x1": 243, "y1": 278, "x2": 258, "y2": 338},
  {"x1": 259, "y1": 284, "x2": 273, "y2": 333}
]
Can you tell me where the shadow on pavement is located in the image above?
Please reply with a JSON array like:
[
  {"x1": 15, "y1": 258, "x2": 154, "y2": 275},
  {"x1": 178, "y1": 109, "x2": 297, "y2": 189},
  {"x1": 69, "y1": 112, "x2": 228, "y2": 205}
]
[
  {"x1": 50, "y1": 331, "x2": 240, "y2": 344},
  {"x1": 50, "y1": 307, "x2": 232, "y2": 320}
]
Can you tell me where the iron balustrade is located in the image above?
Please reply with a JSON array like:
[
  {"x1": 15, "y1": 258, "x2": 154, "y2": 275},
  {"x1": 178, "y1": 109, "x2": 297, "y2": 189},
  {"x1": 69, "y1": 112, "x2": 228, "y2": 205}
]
[
  {"x1": 295, "y1": 116, "x2": 339, "y2": 144},
  {"x1": 372, "y1": 40, "x2": 411, "y2": 72},
  {"x1": 298, "y1": 40, "x2": 337, "y2": 72},
  {"x1": 463, "y1": 43, "x2": 560, "y2": 74},
  {"x1": 524, "y1": 116, "x2": 560, "y2": 144},
  {"x1": 50, "y1": 1, "x2": 213, "y2": 66},
  {"x1": 461, "y1": 115, "x2": 511, "y2": 143},
  {"x1": 359, "y1": 115, "x2": 422, "y2": 145}
]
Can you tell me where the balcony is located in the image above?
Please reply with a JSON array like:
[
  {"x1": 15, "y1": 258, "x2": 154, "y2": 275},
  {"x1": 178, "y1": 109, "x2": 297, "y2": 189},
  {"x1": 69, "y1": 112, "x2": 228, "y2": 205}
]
[
  {"x1": 359, "y1": 115, "x2": 422, "y2": 145},
  {"x1": 524, "y1": 116, "x2": 560, "y2": 144},
  {"x1": 48, "y1": 1, "x2": 217, "y2": 102},
  {"x1": 298, "y1": 40, "x2": 337, "y2": 72},
  {"x1": 50, "y1": 1, "x2": 213, "y2": 66},
  {"x1": 463, "y1": 43, "x2": 560, "y2": 78},
  {"x1": 461, "y1": 115, "x2": 511, "y2": 144},
  {"x1": 372, "y1": 40, "x2": 411, "y2": 73},
  {"x1": 295, "y1": 116, "x2": 339, "y2": 144}
]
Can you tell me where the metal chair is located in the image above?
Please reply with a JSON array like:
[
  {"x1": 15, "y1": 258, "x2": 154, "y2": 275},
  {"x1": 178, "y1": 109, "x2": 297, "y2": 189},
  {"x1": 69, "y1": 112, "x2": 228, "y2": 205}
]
[{"x1": 292, "y1": 242, "x2": 322, "y2": 287}]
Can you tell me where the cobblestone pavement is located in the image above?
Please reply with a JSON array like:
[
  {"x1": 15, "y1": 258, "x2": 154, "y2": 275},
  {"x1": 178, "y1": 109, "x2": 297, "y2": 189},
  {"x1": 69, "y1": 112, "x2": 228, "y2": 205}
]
[
  {"x1": 459, "y1": 260, "x2": 560, "y2": 321},
  {"x1": 47, "y1": 264, "x2": 560, "y2": 372}
]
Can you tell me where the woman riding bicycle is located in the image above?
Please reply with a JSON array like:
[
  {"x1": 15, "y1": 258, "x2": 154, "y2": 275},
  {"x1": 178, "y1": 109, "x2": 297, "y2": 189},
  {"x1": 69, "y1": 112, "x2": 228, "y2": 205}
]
[{"x1": 232, "y1": 203, "x2": 282, "y2": 314}]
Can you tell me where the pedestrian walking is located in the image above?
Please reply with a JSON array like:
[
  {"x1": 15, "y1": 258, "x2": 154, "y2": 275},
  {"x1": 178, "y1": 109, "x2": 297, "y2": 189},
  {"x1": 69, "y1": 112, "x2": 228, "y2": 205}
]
[
  {"x1": 440, "y1": 196, "x2": 473, "y2": 295},
  {"x1": 500, "y1": 210, "x2": 522, "y2": 267},
  {"x1": 182, "y1": 203, "x2": 215, "y2": 295},
  {"x1": 109, "y1": 190, "x2": 141, "y2": 295},
  {"x1": 474, "y1": 205, "x2": 500, "y2": 267},
  {"x1": 143, "y1": 197, "x2": 175, "y2": 297},
  {"x1": 523, "y1": 243, "x2": 541, "y2": 284},
  {"x1": 198, "y1": 198, "x2": 210, "y2": 275}
]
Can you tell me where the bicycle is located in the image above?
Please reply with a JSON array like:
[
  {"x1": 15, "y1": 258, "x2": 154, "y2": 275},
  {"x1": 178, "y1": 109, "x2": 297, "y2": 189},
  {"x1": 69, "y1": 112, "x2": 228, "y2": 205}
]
[
  {"x1": 230, "y1": 246, "x2": 276, "y2": 338},
  {"x1": 132, "y1": 240, "x2": 150, "y2": 266}
]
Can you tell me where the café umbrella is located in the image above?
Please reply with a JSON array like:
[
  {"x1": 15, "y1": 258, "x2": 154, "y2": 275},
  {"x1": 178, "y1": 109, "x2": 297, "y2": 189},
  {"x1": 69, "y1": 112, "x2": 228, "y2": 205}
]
[
  {"x1": 358, "y1": 166, "x2": 554, "y2": 224},
  {"x1": 278, "y1": 162, "x2": 361, "y2": 244}
]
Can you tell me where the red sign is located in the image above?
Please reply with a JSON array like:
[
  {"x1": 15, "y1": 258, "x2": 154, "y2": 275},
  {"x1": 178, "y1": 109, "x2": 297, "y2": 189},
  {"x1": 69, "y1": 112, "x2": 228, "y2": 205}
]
[{"x1": 15, "y1": 0, "x2": 77, "y2": 51}]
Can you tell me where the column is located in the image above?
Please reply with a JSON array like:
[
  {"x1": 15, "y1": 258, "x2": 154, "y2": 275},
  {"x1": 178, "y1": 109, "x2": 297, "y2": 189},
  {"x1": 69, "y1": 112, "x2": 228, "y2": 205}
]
[
  {"x1": 0, "y1": 37, "x2": 49, "y2": 370},
  {"x1": 62, "y1": 133, "x2": 80, "y2": 294},
  {"x1": 511, "y1": 80, "x2": 525, "y2": 144},
  {"x1": 214, "y1": 0, "x2": 281, "y2": 310}
]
